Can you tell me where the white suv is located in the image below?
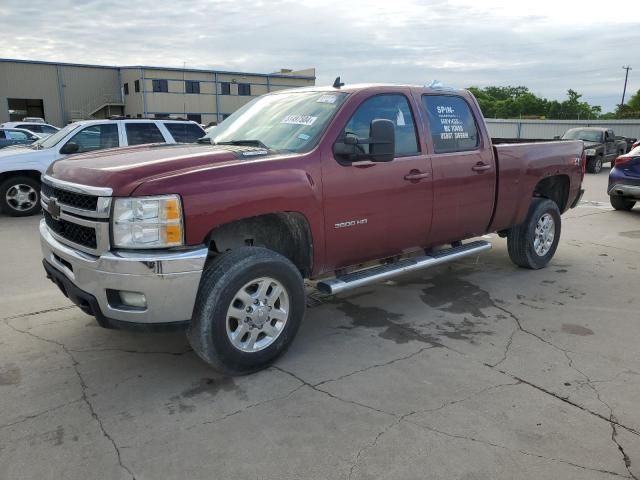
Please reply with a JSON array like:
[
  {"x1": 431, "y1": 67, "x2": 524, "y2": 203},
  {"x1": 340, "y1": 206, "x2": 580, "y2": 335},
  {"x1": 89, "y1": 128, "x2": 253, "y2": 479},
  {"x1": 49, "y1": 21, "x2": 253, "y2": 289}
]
[
  {"x1": 0, "y1": 119, "x2": 205, "y2": 216},
  {"x1": 0, "y1": 122, "x2": 59, "y2": 137}
]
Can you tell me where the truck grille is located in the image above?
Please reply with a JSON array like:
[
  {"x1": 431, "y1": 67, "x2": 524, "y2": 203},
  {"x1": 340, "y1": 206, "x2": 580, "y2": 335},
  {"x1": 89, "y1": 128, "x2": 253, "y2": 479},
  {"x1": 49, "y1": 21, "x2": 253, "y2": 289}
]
[
  {"x1": 44, "y1": 211, "x2": 98, "y2": 249},
  {"x1": 41, "y1": 182, "x2": 98, "y2": 211}
]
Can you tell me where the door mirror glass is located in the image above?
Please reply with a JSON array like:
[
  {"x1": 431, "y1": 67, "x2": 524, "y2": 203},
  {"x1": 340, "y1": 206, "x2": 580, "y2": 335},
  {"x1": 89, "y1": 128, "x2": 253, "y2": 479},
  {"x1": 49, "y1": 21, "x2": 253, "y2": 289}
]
[
  {"x1": 369, "y1": 119, "x2": 395, "y2": 162},
  {"x1": 60, "y1": 142, "x2": 79, "y2": 155}
]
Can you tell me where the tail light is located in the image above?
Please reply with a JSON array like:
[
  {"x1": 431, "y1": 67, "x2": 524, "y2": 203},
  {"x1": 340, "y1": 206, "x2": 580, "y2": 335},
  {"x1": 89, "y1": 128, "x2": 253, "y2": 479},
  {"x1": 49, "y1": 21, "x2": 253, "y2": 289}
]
[{"x1": 614, "y1": 156, "x2": 632, "y2": 167}]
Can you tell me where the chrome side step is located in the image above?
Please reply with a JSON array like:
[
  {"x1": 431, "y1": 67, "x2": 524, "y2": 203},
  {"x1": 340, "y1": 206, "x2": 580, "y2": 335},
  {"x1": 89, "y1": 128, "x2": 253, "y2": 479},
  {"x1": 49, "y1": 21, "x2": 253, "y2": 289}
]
[{"x1": 317, "y1": 240, "x2": 492, "y2": 295}]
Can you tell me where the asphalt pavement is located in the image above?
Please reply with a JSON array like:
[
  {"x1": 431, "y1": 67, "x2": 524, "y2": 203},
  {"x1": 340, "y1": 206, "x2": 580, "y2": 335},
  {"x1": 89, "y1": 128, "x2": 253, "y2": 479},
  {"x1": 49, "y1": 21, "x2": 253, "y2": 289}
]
[{"x1": 1, "y1": 170, "x2": 639, "y2": 480}]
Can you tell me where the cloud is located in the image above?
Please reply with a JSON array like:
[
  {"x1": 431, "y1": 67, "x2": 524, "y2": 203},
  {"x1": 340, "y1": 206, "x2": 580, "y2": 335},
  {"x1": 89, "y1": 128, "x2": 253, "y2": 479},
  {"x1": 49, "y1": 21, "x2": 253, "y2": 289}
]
[{"x1": 0, "y1": 0, "x2": 637, "y2": 111}]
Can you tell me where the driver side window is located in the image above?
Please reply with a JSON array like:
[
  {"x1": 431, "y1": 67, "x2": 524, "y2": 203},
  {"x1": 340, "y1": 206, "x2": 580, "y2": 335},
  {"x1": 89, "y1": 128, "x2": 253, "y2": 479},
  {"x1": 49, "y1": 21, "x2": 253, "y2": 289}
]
[
  {"x1": 343, "y1": 94, "x2": 419, "y2": 157},
  {"x1": 65, "y1": 124, "x2": 119, "y2": 153}
]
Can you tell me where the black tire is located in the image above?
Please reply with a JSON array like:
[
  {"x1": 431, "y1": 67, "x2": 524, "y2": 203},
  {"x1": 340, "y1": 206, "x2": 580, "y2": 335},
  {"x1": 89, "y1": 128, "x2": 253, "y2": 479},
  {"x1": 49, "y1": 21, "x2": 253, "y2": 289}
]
[
  {"x1": 587, "y1": 156, "x2": 603, "y2": 174},
  {"x1": 188, "y1": 247, "x2": 305, "y2": 374},
  {"x1": 507, "y1": 198, "x2": 561, "y2": 270},
  {"x1": 610, "y1": 196, "x2": 636, "y2": 211},
  {"x1": 0, "y1": 176, "x2": 42, "y2": 217}
]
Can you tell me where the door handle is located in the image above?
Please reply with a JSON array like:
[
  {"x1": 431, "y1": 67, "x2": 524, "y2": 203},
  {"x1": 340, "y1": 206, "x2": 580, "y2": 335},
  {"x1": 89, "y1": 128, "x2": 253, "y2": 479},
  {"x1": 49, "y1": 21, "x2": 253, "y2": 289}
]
[
  {"x1": 472, "y1": 162, "x2": 491, "y2": 172},
  {"x1": 404, "y1": 170, "x2": 430, "y2": 181}
]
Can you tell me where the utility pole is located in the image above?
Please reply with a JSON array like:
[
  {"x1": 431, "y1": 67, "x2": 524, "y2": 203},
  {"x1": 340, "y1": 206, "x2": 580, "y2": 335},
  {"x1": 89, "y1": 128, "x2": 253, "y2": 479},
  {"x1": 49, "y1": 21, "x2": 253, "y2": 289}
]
[{"x1": 621, "y1": 65, "x2": 632, "y2": 106}]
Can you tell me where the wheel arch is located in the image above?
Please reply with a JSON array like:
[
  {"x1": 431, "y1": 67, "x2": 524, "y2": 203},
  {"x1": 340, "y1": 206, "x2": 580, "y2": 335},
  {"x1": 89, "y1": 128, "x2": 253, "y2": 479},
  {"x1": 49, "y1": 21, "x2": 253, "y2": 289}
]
[
  {"x1": 204, "y1": 212, "x2": 314, "y2": 277},
  {"x1": 533, "y1": 174, "x2": 570, "y2": 213},
  {"x1": 0, "y1": 169, "x2": 42, "y2": 184}
]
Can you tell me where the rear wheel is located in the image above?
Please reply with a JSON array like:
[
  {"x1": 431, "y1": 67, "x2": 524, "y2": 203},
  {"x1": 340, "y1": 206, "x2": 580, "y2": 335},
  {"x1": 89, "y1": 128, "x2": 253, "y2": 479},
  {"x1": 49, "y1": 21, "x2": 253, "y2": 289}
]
[
  {"x1": 610, "y1": 196, "x2": 636, "y2": 211},
  {"x1": 507, "y1": 198, "x2": 561, "y2": 269},
  {"x1": 188, "y1": 247, "x2": 305, "y2": 374},
  {"x1": 587, "y1": 156, "x2": 603, "y2": 174},
  {"x1": 0, "y1": 176, "x2": 41, "y2": 217}
]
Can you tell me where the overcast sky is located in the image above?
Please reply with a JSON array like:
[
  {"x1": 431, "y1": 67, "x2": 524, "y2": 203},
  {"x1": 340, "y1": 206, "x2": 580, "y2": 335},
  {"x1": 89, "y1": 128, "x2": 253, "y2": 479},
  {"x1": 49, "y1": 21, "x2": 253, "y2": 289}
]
[{"x1": 1, "y1": 0, "x2": 638, "y2": 112}]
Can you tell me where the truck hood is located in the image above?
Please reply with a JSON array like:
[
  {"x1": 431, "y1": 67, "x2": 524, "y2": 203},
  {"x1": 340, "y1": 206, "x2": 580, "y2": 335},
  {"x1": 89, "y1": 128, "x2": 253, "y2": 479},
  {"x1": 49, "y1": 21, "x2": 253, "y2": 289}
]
[{"x1": 46, "y1": 143, "x2": 274, "y2": 196}]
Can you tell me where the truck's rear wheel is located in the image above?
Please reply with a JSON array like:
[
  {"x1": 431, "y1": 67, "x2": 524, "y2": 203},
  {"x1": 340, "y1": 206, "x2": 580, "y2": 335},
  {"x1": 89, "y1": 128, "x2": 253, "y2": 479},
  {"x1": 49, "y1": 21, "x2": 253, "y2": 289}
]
[
  {"x1": 610, "y1": 196, "x2": 636, "y2": 211},
  {"x1": 0, "y1": 176, "x2": 41, "y2": 217},
  {"x1": 188, "y1": 247, "x2": 305, "y2": 374},
  {"x1": 507, "y1": 198, "x2": 561, "y2": 269}
]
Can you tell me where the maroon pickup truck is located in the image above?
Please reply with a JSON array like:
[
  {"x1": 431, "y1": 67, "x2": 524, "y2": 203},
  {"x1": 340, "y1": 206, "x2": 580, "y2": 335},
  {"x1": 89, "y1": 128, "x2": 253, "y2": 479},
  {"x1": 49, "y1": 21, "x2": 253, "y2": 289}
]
[{"x1": 40, "y1": 83, "x2": 585, "y2": 373}]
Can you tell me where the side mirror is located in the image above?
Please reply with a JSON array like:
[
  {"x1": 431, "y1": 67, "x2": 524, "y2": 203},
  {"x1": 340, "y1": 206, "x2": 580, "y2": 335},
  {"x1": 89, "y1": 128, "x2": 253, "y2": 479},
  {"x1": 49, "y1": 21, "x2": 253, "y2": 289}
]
[
  {"x1": 60, "y1": 142, "x2": 79, "y2": 155},
  {"x1": 369, "y1": 119, "x2": 395, "y2": 162}
]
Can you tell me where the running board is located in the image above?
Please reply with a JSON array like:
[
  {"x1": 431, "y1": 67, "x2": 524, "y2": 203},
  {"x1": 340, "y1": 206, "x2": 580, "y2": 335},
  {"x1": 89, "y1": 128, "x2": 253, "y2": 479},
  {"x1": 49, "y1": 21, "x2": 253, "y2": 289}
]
[{"x1": 317, "y1": 240, "x2": 492, "y2": 295}]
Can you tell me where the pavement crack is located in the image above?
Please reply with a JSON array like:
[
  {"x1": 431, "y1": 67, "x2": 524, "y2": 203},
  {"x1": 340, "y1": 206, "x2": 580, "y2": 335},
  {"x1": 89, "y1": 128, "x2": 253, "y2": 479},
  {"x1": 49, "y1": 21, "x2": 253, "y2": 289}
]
[
  {"x1": 0, "y1": 399, "x2": 83, "y2": 430},
  {"x1": 4, "y1": 320, "x2": 137, "y2": 480},
  {"x1": 348, "y1": 417, "x2": 401, "y2": 480},
  {"x1": 313, "y1": 345, "x2": 435, "y2": 388},
  {"x1": 68, "y1": 347, "x2": 193, "y2": 356},
  {"x1": 2, "y1": 305, "x2": 75, "y2": 321},
  {"x1": 408, "y1": 420, "x2": 631, "y2": 478},
  {"x1": 272, "y1": 366, "x2": 395, "y2": 418}
]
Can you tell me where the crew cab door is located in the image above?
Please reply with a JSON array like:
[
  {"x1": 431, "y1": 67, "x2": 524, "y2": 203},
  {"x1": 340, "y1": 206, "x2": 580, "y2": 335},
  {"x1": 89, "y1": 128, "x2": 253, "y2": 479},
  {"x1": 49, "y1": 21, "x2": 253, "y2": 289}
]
[
  {"x1": 421, "y1": 94, "x2": 496, "y2": 244},
  {"x1": 605, "y1": 130, "x2": 618, "y2": 158},
  {"x1": 322, "y1": 92, "x2": 433, "y2": 269}
]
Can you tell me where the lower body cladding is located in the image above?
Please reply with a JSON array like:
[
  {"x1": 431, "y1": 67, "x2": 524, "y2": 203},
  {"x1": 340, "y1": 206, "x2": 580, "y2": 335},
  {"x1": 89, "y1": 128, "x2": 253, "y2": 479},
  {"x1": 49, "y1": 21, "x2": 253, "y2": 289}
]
[
  {"x1": 40, "y1": 220, "x2": 207, "y2": 328},
  {"x1": 608, "y1": 183, "x2": 640, "y2": 199}
]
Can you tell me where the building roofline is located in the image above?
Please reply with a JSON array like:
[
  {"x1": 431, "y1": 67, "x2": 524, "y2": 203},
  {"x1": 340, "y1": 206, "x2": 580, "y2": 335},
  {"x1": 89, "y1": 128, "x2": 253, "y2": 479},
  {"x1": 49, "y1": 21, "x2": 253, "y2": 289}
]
[{"x1": 0, "y1": 58, "x2": 316, "y2": 80}]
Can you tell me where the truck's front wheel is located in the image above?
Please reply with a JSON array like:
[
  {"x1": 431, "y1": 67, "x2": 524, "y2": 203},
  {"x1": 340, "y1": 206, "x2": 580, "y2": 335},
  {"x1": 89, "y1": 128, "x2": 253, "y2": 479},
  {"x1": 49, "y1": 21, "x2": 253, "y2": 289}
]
[
  {"x1": 507, "y1": 198, "x2": 561, "y2": 269},
  {"x1": 587, "y1": 156, "x2": 603, "y2": 174},
  {"x1": 188, "y1": 247, "x2": 305, "y2": 374}
]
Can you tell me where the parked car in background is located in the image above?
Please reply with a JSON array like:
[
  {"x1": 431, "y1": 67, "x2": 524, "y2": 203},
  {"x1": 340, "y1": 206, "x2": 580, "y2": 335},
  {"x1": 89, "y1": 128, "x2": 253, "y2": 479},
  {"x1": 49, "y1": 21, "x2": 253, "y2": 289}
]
[
  {"x1": 0, "y1": 128, "x2": 41, "y2": 149},
  {"x1": 0, "y1": 121, "x2": 59, "y2": 138},
  {"x1": 631, "y1": 138, "x2": 640, "y2": 150},
  {"x1": 561, "y1": 127, "x2": 628, "y2": 174},
  {"x1": 0, "y1": 119, "x2": 205, "y2": 216},
  {"x1": 609, "y1": 145, "x2": 640, "y2": 211},
  {"x1": 21, "y1": 117, "x2": 46, "y2": 123}
]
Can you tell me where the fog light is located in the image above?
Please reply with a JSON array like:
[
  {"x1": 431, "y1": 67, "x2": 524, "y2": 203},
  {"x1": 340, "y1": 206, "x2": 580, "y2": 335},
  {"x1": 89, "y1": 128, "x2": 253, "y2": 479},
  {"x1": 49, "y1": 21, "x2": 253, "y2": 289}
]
[{"x1": 119, "y1": 291, "x2": 147, "y2": 309}]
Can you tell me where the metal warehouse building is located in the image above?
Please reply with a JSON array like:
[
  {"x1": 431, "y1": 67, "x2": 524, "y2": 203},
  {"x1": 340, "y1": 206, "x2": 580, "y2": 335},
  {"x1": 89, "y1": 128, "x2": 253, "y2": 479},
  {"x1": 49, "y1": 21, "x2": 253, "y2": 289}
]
[{"x1": 0, "y1": 59, "x2": 316, "y2": 127}]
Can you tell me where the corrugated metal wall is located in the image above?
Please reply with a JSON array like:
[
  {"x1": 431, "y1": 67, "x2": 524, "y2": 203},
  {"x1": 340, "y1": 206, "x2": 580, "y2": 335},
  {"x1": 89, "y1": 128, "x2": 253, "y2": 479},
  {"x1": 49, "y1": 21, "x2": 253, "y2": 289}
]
[
  {"x1": 486, "y1": 119, "x2": 640, "y2": 140},
  {"x1": 60, "y1": 66, "x2": 121, "y2": 121}
]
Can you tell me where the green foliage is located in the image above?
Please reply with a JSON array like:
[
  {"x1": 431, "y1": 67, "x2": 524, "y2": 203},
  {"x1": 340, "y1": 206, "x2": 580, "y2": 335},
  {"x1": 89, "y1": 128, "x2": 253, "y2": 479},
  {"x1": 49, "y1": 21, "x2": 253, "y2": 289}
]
[
  {"x1": 467, "y1": 86, "x2": 606, "y2": 119},
  {"x1": 616, "y1": 89, "x2": 640, "y2": 119}
]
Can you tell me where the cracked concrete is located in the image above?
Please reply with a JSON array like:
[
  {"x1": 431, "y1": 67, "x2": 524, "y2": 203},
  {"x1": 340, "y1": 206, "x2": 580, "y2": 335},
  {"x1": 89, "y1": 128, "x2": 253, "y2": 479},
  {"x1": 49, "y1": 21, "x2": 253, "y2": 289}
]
[{"x1": 1, "y1": 172, "x2": 640, "y2": 479}]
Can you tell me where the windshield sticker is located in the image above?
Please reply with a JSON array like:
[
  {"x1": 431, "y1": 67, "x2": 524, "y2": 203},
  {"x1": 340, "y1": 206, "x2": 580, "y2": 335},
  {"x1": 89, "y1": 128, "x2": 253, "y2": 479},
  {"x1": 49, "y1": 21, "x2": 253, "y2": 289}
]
[
  {"x1": 242, "y1": 149, "x2": 269, "y2": 156},
  {"x1": 316, "y1": 94, "x2": 337, "y2": 104},
  {"x1": 281, "y1": 115, "x2": 317, "y2": 126},
  {"x1": 396, "y1": 109, "x2": 406, "y2": 126},
  {"x1": 297, "y1": 133, "x2": 310, "y2": 141}
]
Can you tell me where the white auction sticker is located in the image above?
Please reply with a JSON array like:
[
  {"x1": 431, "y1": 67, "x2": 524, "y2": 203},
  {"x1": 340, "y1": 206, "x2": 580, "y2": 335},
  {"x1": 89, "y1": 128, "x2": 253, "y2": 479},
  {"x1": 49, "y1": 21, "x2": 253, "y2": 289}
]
[
  {"x1": 316, "y1": 94, "x2": 337, "y2": 104},
  {"x1": 281, "y1": 115, "x2": 317, "y2": 126}
]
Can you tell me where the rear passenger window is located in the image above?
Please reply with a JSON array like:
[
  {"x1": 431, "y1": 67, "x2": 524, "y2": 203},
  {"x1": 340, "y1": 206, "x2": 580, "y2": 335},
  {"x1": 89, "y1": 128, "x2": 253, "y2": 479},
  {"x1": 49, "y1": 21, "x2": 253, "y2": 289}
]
[
  {"x1": 163, "y1": 122, "x2": 205, "y2": 143},
  {"x1": 343, "y1": 94, "x2": 419, "y2": 156},
  {"x1": 423, "y1": 95, "x2": 479, "y2": 153},
  {"x1": 126, "y1": 123, "x2": 165, "y2": 145}
]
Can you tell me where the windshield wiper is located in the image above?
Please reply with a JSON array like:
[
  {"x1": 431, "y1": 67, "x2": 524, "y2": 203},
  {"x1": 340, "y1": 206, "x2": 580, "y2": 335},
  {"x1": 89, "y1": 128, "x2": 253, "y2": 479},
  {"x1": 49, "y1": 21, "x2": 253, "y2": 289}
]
[{"x1": 215, "y1": 139, "x2": 269, "y2": 149}]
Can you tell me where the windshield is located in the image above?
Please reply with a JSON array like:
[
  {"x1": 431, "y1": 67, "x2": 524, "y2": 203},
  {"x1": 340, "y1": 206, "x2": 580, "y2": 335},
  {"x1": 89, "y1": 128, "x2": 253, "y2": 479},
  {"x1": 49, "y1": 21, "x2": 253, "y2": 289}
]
[
  {"x1": 562, "y1": 129, "x2": 602, "y2": 143},
  {"x1": 202, "y1": 91, "x2": 348, "y2": 152},
  {"x1": 33, "y1": 123, "x2": 81, "y2": 149}
]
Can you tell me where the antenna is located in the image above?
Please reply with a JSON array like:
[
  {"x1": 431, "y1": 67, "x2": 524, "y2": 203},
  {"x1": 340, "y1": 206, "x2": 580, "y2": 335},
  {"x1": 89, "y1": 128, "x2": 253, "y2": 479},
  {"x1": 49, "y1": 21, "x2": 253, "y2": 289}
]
[{"x1": 333, "y1": 76, "x2": 344, "y2": 89}]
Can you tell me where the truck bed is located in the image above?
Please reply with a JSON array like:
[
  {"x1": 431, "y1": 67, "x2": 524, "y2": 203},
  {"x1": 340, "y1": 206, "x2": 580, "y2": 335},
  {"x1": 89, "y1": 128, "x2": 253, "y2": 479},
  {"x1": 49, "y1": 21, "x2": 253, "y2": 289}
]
[{"x1": 489, "y1": 140, "x2": 584, "y2": 232}]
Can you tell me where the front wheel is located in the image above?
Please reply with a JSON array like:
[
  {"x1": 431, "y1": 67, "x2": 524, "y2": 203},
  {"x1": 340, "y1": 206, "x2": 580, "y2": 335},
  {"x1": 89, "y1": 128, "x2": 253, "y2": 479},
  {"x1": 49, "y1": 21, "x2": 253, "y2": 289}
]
[
  {"x1": 0, "y1": 176, "x2": 42, "y2": 217},
  {"x1": 610, "y1": 196, "x2": 636, "y2": 211},
  {"x1": 188, "y1": 247, "x2": 305, "y2": 374},
  {"x1": 507, "y1": 198, "x2": 561, "y2": 270},
  {"x1": 587, "y1": 157, "x2": 603, "y2": 174}
]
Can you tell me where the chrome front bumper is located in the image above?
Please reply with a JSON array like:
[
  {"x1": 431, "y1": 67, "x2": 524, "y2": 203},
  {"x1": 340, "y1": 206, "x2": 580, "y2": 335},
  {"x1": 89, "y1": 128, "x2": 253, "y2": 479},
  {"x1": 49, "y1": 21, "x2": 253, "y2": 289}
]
[{"x1": 40, "y1": 220, "x2": 208, "y2": 325}]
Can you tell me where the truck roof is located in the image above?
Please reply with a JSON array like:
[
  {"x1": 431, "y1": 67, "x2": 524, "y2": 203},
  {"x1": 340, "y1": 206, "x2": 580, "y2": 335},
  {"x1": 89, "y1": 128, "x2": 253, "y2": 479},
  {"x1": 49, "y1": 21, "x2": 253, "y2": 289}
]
[{"x1": 274, "y1": 83, "x2": 470, "y2": 96}]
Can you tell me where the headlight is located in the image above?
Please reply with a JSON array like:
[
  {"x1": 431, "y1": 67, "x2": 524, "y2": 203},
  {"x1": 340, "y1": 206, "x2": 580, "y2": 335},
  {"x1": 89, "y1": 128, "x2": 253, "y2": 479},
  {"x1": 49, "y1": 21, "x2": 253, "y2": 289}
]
[
  {"x1": 112, "y1": 195, "x2": 183, "y2": 248},
  {"x1": 584, "y1": 149, "x2": 596, "y2": 156}
]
